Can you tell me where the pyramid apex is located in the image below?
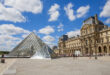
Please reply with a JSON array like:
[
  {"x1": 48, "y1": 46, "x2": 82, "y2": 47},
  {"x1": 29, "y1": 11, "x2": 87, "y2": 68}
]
[
  {"x1": 30, "y1": 32, "x2": 35, "y2": 34},
  {"x1": 28, "y1": 32, "x2": 36, "y2": 37}
]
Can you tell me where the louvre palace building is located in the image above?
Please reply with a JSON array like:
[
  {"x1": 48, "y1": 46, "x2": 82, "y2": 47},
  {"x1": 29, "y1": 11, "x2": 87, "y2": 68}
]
[{"x1": 58, "y1": 14, "x2": 110, "y2": 56}]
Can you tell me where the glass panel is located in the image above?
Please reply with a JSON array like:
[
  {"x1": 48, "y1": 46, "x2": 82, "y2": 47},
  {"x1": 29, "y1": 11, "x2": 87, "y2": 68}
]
[{"x1": 8, "y1": 32, "x2": 56, "y2": 59}]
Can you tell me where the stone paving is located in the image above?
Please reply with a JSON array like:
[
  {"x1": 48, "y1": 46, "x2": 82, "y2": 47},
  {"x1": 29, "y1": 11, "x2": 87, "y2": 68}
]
[
  {"x1": 0, "y1": 58, "x2": 16, "y2": 75},
  {"x1": 2, "y1": 56, "x2": 110, "y2": 75}
]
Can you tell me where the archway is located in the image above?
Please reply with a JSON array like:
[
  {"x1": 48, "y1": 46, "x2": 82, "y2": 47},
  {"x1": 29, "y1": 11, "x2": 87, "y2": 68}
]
[
  {"x1": 109, "y1": 46, "x2": 110, "y2": 51},
  {"x1": 103, "y1": 46, "x2": 107, "y2": 54},
  {"x1": 109, "y1": 46, "x2": 110, "y2": 54},
  {"x1": 86, "y1": 48, "x2": 88, "y2": 55},
  {"x1": 98, "y1": 46, "x2": 102, "y2": 55},
  {"x1": 98, "y1": 47, "x2": 102, "y2": 53}
]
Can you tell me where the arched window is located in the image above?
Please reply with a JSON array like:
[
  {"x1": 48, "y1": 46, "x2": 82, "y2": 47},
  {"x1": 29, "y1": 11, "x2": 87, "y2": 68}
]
[
  {"x1": 109, "y1": 46, "x2": 110, "y2": 51},
  {"x1": 86, "y1": 48, "x2": 88, "y2": 54},
  {"x1": 98, "y1": 47, "x2": 101, "y2": 53},
  {"x1": 104, "y1": 46, "x2": 107, "y2": 53}
]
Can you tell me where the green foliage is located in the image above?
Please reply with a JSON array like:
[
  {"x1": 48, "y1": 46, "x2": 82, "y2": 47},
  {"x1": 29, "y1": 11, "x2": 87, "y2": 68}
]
[{"x1": 0, "y1": 51, "x2": 10, "y2": 55}]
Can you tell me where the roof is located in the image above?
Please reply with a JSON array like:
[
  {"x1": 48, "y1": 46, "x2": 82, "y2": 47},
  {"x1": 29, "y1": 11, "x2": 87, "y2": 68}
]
[{"x1": 83, "y1": 16, "x2": 104, "y2": 25}]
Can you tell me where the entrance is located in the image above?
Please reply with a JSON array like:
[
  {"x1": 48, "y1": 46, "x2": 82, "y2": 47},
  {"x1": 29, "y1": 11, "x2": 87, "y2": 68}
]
[
  {"x1": 104, "y1": 46, "x2": 107, "y2": 54},
  {"x1": 98, "y1": 46, "x2": 102, "y2": 55},
  {"x1": 86, "y1": 48, "x2": 88, "y2": 55}
]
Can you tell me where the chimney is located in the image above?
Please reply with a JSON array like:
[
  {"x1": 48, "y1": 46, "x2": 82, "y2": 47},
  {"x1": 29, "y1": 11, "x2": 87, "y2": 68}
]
[{"x1": 95, "y1": 14, "x2": 99, "y2": 24}]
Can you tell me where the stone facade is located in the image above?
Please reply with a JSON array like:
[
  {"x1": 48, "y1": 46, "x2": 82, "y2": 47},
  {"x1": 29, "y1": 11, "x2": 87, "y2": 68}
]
[{"x1": 58, "y1": 14, "x2": 110, "y2": 56}]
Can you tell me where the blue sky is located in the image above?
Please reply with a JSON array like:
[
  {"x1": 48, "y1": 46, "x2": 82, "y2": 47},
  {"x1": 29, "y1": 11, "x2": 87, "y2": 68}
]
[{"x1": 0, "y1": 0, "x2": 110, "y2": 51}]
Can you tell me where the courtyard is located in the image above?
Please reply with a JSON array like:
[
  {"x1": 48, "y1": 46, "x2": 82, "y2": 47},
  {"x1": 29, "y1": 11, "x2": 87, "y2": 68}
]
[{"x1": 1, "y1": 56, "x2": 110, "y2": 75}]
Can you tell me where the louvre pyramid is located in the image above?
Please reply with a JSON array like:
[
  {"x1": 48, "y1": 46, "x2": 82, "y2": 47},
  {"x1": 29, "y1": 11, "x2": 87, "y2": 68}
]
[{"x1": 9, "y1": 32, "x2": 56, "y2": 59}]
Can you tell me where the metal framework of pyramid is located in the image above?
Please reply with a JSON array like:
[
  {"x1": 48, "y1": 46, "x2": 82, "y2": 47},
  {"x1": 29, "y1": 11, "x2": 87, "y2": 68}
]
[{"x1": 8, "y1": 32, "x2": 56, "y2": 59}]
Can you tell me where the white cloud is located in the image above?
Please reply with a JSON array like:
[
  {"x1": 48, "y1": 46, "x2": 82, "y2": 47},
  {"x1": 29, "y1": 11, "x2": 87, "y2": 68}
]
[
  {"x1": 77, "y1": 5, "x2": 90, "y2": 18},
  {"x1": 105, "y1": 18, "x2": 110, "y2": 24},
  {"x1": 100, "y1": 0, "x2": 110, "y2": 24},
  {"x1": 0, "y1": 34, "x2": 22, "y2": 51},
  {"x1": 44, "y1": 41, "x2": 56, "y2": 49},
  {"x1": 0, "y1": 24, "x2": 30, "y2": 51},
  {"x1": 48, "y1": 4, "x2": 60, "y2": 21},
  {"x1": 0, "y1": 0, "x2": 43, "y2": 22},
  {"x1": 56, "y1": 35, "x2": 59, "y2": 39},
  {"x1": 43, "y1": 35, "x2": 55, "y2": 42},
  {"x1": 0, "y1": 24, "x2": 30, "y2": 35},
  {"x1": 64, "y1": 3, "x2": 76, "y2": 21},
  {"x1": 57, "y1": 23, "x2": 64, "y2": 32},
  {"x1": 4, "y1": 0, "x2": 43, "y2": 14},
  {"x1": 0, "y1": 35, "x2": 20, "y2": 41},
  {"x1": 42, "y1": 35, "x2": 56, "y2": 49},
  {"x1": 33, "y1": 30, "x2": 37, "y2": 33},
  {"x1": 22, "y1": 33, "x2": 29, "y2": 38},
  {"x1": 100, "y1": 0, "x2": 110, "y2": 17},
  {"x1": 38, "y1": 26, "x2": 54, "y2": 35},
  {"x1": 0, "y1": 3, "x2": 26, "y2": 22},
  {"x1": 67, "y1": 29, "x2": 80, "y2": 38}
]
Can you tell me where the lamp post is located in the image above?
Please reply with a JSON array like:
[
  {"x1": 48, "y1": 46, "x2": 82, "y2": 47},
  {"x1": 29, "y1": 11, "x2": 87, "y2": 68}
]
[
  {"x1": 106, "y1": 35, "x2": 110, "y2": 56},
  {"x1": 88, "y1": 37, "x2": 92, "y2": 59},
  {"x1": 95, "y1": 37, "x2": 98, "y2": 60},
  {"x1": 95, "y1": 45, "x2": 97, "y2": 59},
  {"x1": 94, "y1": 32, "x2": 98, "y2": 60}
]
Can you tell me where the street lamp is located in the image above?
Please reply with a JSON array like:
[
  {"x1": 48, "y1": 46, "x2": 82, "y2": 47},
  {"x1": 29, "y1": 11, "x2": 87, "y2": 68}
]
[{"x1": 95, "y1": 41, "x2": 97, "y2": 60}]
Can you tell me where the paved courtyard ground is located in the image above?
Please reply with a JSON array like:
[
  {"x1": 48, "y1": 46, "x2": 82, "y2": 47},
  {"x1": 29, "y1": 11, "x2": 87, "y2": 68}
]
[
  {"x1": 1, "y1": 56, "x2": 110, "y2": 75},
  {"x1": 0, "y1": 59, "x2": 16, "y2": 75}
]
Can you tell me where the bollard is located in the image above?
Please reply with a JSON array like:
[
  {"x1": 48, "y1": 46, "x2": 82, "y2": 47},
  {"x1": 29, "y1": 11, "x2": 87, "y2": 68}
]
[
  {"x1": 1, "y1": 58, "x2": 5, "y2": 63},
  {"x1": 95, "y1": 56, "x2": 97, "y2": 60},
  {"x1": 89, "y1": 56, "x2": 91, "y2": 59}
]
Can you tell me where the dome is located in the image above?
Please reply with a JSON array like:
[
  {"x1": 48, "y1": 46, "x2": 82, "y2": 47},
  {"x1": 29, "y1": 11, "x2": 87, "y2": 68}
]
[{"x1": 83, "y1": 14, "x2": 104, "y2": 25}]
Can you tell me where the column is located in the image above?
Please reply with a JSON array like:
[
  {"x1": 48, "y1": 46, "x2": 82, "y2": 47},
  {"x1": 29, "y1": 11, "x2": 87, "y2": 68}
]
[
  {"x1": 101, "y1": 45, "x2": 104, "y2": 55},
  {"x1": 107, "y1": 45, "x2": 109, "y2": 55}
]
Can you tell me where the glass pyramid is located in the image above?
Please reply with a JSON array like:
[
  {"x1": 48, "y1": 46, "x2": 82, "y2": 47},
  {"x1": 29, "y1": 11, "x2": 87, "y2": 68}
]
[{"x1": 8, "y1": 32, "x2": 56, "y2": 59}]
